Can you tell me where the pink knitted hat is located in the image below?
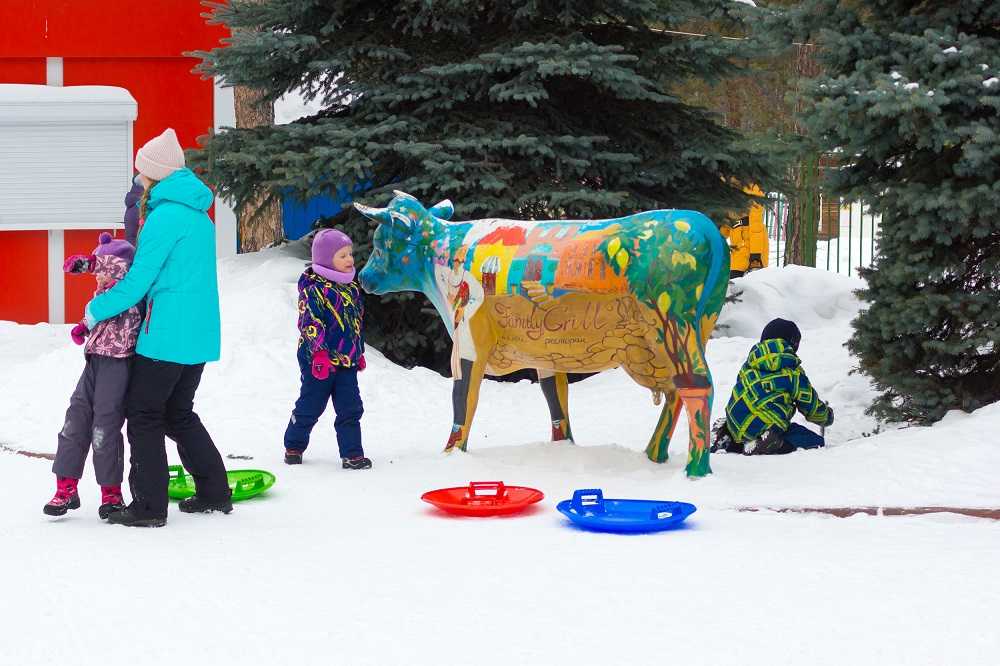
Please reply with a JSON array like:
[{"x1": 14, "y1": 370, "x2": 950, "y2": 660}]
[{"x1": 134, "y1": 128, "x2": 185, "y2": 181}]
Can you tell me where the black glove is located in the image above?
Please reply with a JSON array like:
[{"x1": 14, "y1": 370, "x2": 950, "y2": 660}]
[{"x1": 824, "y1": 406, "x2": 834, "y2": 427}]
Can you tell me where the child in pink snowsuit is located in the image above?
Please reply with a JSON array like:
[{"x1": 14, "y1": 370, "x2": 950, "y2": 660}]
[{"x1": 44, "y1": 232, "x2": 143, "y2": 519}]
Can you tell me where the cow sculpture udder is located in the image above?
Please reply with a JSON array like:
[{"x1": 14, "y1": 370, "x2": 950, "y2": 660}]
[{"x1": 356, "y1": 191, "x2": 730, "y2": 477}]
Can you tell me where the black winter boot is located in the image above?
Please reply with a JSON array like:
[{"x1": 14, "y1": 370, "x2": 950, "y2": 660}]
[
  {"x1": 106, "y1": 505, "x2": 166, "y2": 528},
  {"x1": 98, "y1": 501, "x2": 127, "y2": 520},
  {"x1": 178, "y1": 495, "x2": 234, "y2": 514},
  {"x1": 710, "y1": 418, "x2": 742, "y2": 454},
  {"x1": 747, "y1": 428, "x2": 795, "y2": 455},
  {"x1": 342, "y1": 456, "x2": 372, "y2": 470},
  {"x1": 284, "y1": 449, "x2": 303, "y2": 465}
]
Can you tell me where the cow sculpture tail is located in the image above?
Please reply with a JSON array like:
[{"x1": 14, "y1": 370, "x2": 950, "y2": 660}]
[{"x1": 692, "y1": 212, "x2": 732, "y2": 348}]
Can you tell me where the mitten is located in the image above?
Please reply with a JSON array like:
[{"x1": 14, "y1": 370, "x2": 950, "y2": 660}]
[
  {"x1": 70, "y1": 322, "x2": 89, "y2": 346},
  {"x1": 311, "y1": 350, "x2": 332, "y2": 380},
  {"x1": 357, "y1": 355, "x2": 367, "y2": 372},
  {"x1": 64, "y1": 254, "x2": 96, "y2": 274},
  {"x1": 824, "y1": 406, "x2": 835, "y2": 427}
]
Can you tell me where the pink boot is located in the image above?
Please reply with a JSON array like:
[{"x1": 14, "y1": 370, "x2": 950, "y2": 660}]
[
  {"x1": 99, "y1": 485, "x2": 126, "y2": 520},
  {"x1": 43, "y1": 477, "x2": 81, "y2": 517}
]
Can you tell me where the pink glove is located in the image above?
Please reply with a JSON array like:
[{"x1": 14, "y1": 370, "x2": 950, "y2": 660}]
[
  {"x1": 70, "y1": 322, "x2": 89, "y2": 345},
  {"x1": 311, "y1": 350, "x2": 332, "y2": 380},
  {"x1": 357, "y1": 355, "x2": 367, "y2": 372},
  {"x1": 63, "y1": 254, "x2": 96, "y2": 274}
]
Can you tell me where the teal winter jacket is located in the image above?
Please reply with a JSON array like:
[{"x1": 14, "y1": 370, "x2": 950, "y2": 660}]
[{"x1": 85, "y1": 168, "x2": 221, "y2": 365}]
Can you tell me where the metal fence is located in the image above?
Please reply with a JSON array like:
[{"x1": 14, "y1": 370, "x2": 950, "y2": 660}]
[{"x1": 761, "y1": 196, "x2": 881, "y2": 277}]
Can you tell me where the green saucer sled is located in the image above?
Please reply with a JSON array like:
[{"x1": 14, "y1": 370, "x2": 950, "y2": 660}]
[{"x1": 167, "y1": 465, "x2": 276, "y2": 502}]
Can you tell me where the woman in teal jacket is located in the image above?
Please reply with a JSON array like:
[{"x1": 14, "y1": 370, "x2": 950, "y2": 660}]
[{"x1": 83, "y1": 128, "x2": 231, "y2": 527}]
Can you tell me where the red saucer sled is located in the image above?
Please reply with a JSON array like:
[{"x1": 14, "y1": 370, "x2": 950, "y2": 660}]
[{"x1": 421, "y1": 481, "x2": 544, "y2": 517}]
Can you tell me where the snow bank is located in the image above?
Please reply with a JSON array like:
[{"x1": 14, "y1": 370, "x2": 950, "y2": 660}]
[{"x1": 718, "y1": 265, "x2": 864, "y2": 338}]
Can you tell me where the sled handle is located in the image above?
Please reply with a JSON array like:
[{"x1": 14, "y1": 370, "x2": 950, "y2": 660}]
[
  {"x1": 466, "y1": 481, "x2": 506, "y2": 503},
  {"x1": 234, "y1": 473, "x2": 265, "y2": 494},
  {"x1": 572, "y1": 489, "x2": 605, "y2": 513},
  {"x1": 168, "y1": 464, "x2": 187, "y2": 482},
  {"x1": 650, "y1": 504, "x2": 675, "y2": 520}
]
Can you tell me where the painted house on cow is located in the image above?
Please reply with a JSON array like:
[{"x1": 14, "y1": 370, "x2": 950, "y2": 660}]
[
  {"x1": 468, "y1": 226, "x2": 523, "y2": 297},
  {"x1": 0, "y1": 1, "x2": 234, "y2": 325}
]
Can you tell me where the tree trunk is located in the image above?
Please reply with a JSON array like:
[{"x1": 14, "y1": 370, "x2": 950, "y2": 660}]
[
  {"x1": 784, "y1": 152, "x2": 820, "y2": 266},
  {"x1": 783, "y1": 43, "x2": 822, "y2": 267},
  {"x1": 233, "y1": 68, "x2": 282, "y2": 251}
]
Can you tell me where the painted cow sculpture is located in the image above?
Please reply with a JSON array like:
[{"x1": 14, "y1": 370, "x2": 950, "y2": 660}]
[{"x1": 356, "y1": 192, "x2": 730, "y2": 476}]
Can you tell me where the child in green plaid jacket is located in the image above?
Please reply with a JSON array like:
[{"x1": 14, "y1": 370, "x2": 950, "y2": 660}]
[{"x1": 713, "y1": 318, "x2": 834, "y2": 455}]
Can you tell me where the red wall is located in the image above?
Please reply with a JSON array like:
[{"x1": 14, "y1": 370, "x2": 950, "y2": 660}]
[
  {"x1": 0, "y1": 58, "x2": 46, "y2": 82},
  {"x1": 0, "y1": 58, "x2": 48, "y2": 323},
  {"x1": 0, "y1": 232, "x2": 49, "y2": 324},
  {"x1": 0, "y1": 1, "x2": 227, "y2": 323},
  {"x1": 0, "y1": 1, "x2": 226, "y2": 58}
]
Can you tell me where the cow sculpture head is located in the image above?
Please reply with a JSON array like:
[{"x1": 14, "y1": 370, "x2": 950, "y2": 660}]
[{"x1": 355, "y1": 191, "x2": 455, "y2": 295}]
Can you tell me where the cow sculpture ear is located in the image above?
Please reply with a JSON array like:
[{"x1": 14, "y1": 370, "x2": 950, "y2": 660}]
[
  {"x1": 388, "y1": 210, "x2": 415, "y2": 234},
  {"x1": 429, "y1": 199, "x2": 454, "y2": 220},
  {"x1": 353, "y1": 202, "x2": 391, "y2": 225}
]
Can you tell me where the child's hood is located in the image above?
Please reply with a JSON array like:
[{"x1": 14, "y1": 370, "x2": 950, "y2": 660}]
[
  {"x1": 148, "y1": 168, "x2": 214, "y2": 213},
  {"x1": 746, "y1": 338, "x2": 801, "y2": 373}
]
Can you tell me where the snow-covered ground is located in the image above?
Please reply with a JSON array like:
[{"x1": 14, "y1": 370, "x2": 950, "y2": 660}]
[{"x1": 1, "y1": 252, "x2": 998, "y2": 666}]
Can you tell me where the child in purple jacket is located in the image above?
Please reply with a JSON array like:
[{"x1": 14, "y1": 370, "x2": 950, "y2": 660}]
[
  {"x1": 283, "y1": 229, "x2": 370, "y2": 469},
  {"x1": 44, "y1": 233, "x2": 143, "y2": 519}
]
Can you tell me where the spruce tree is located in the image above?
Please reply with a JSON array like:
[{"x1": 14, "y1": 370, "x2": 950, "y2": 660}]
[
  {"x1": 192, "y1": 0, "x2": 780, "y2": 371},
  {"x1": 780, "y1": 0, "x2": 1000, "y2": 422}
]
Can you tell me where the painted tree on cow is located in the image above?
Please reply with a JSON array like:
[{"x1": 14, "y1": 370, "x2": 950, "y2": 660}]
[
  {"x1": 192, "y1": 0, "x2": 779, "y2": 372},
  {"x1": 599, "y1": 216, "x2": 727, "y2": 469}
]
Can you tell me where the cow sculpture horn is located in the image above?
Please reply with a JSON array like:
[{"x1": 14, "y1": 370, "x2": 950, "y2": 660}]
[
  {"x1": 353, "y1": 202, "x2": 391, "y2": 224},
  {"x1": 392, "y1": 190, "x2": 419, "y2": 202}
]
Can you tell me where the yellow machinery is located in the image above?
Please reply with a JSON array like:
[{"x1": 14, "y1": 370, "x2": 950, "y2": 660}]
[{"x1": 722, "y1": 186, "x2": 769, "y2": 277}]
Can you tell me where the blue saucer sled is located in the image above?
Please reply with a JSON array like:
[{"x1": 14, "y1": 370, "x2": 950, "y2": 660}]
[{"x1": 557, "y1": 489, "x2": 696, "y2": 533}]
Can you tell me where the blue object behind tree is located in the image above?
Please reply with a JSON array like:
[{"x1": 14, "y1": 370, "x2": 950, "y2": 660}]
[{"x1": 282, "y1": 182, "x2": 372, "y2": 241}]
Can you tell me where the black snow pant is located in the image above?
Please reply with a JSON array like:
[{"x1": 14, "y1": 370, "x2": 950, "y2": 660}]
[
  {"x1": 125, "y1": 355, "x2": 230, "y2": 519},
  {"x1": 52, "y1": 355, "x2": 130, "y2": 486}
]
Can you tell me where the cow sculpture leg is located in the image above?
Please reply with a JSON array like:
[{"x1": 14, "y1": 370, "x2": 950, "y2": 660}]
[
  {"x1": 445, "y1": 311, "x2": 496, "y2": 453},
  {"x1": 675, "y1": 331, "x2": 714, "y2": 477},
  {"x1": 445, "y1": 357, "x2": 488, "y2": 452},
  {"x1": 538, "y1": 370, "x2": 573, "y2": 442},
  {"x1": 639, "y1": 328, "x2": 714, "y2": 476},
  {"x1": 645, "y1": 389, "x2": 682, "y2": 463},
  {"x1": 678, "y1": 384, "x2": 713, "y2": 477}
]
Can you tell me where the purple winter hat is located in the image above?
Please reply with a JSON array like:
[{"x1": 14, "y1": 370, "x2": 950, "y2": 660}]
[
  {"x1": 311, "y1": 228, "x2": 355, "y2": 282},
  {"x1": 94, "y1": 232, "x2": 136, "y2": 264}
]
